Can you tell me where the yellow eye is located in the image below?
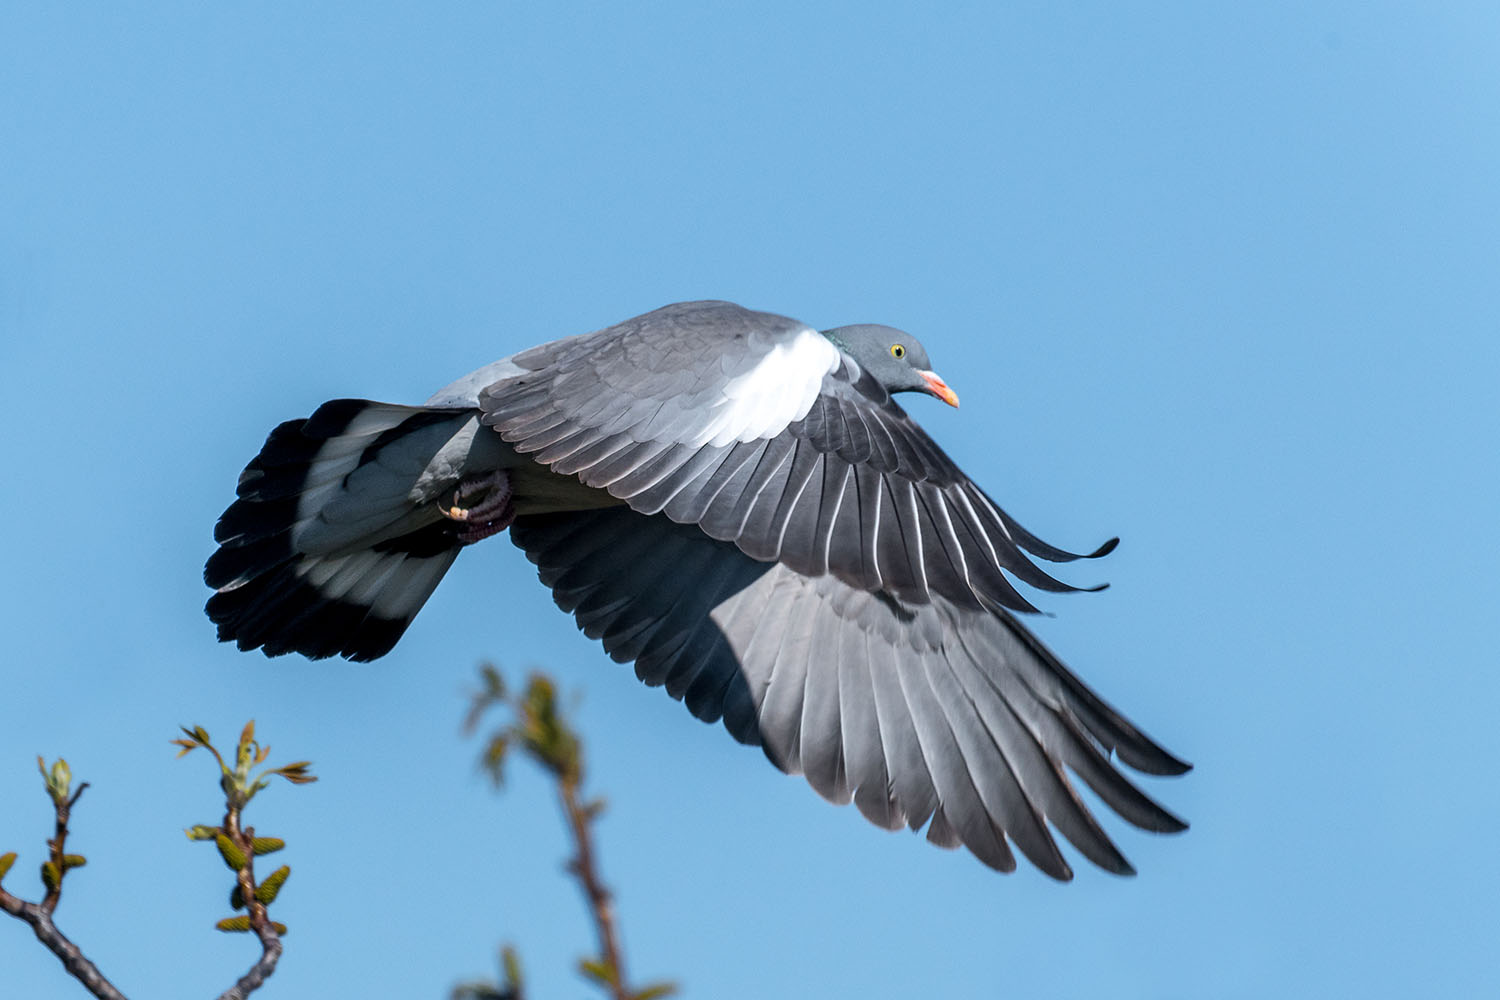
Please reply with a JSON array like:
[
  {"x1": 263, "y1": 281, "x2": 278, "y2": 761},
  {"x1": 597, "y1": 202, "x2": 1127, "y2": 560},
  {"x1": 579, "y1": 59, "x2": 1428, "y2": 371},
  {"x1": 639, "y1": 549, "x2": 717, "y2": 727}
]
[{"x1": 890, "y1": 344, "x2": 906, "y2": 359}]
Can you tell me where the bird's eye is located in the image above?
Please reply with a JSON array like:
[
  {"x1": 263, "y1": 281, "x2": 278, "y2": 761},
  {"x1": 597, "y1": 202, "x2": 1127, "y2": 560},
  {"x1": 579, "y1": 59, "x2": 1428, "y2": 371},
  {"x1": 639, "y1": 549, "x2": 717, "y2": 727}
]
[{"x1": 890, "y1": 344, "x2": 906, "y2": 359}]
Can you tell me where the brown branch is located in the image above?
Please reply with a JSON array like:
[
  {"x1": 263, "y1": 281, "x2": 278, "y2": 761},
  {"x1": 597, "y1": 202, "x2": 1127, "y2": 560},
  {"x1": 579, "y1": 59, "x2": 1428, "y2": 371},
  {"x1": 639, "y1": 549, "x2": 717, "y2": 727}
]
[
  {"x1": 213, "y1": 806, "x2": 283, "y2": 1000},
  {"x1": 559, "y1": 776, "x2": 628, "y2": 1000},
  {"x1": 465, "y1": 668, "x2": 676, "y2": 1000},
  {"x1": 0, "y1": 779, "x2": 130, "y2": 1000},
  {"x1": 5, "y1": 729, "x2": 308, "y2": 1000},
  {"x1": 42, "y1": 781, "x2": 88, "y2": 914},
  {"x1": 0, "y1": 892, "x2": 129, "y2": 1000},
  {"x1": 214, "y1": 922, "x2": 282, "y2": 1000}
]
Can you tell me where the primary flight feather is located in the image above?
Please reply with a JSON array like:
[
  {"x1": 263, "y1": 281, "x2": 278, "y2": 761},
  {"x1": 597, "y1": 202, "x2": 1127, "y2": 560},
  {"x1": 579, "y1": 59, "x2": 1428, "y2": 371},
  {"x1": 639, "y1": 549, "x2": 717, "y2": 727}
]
[{"x1": 205, "y1": 299, "x2": 1189, "y2": 878}]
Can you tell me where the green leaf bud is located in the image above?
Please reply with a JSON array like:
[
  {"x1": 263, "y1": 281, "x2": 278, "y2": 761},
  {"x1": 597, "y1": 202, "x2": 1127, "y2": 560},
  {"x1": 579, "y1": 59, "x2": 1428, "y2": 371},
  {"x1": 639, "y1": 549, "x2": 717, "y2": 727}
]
[
  {"x1": 37, "y1": 757, "x2": 71, "y2": 803},
  {"x1": 501, "y1": 945, "x2": 523, "y2": 989},
  {"x1": 633, "y1": 984, "x2": 679, "y2": 1000},
  {"x1": 255, "y1": 865, "x2": 290, "y2": 904},
  {"x1": 579, "y1": 957, "x2": 617, "y2": 986},
  {"x1": 215, "y1": 833, "x2": 247, "y2": 871}
]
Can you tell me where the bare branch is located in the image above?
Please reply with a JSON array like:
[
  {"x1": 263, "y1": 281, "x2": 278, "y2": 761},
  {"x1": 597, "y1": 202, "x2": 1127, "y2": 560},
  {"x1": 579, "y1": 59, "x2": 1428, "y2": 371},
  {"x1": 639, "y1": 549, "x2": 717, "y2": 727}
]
[{"x1": 0, "y1": 893, "x2": 128, "y2": 1000}]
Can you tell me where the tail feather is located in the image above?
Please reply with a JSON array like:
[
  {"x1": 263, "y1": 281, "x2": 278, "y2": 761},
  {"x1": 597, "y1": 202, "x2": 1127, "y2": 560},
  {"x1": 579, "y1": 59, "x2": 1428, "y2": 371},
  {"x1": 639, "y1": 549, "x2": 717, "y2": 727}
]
[
  {"x1": 206, "y1": 399, "x2": 485, "y2": 661},
  {"x1": 207, "y1": 542, "x2": 460, "y2": 662}
]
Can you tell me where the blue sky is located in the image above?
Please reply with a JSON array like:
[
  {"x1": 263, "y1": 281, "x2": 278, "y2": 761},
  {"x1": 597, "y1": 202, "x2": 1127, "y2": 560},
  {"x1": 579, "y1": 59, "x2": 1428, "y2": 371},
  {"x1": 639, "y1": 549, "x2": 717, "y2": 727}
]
[{"x1": 3, "y1": 3, "x2": 1498, "y2": 997}]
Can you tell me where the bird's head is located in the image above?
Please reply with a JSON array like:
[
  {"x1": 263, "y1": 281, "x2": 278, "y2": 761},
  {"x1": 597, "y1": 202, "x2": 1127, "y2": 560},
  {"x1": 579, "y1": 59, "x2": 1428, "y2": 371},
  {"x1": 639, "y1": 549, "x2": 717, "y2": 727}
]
[{"x1": 821, "y1": 323, "x2": 959, "y2": 408}]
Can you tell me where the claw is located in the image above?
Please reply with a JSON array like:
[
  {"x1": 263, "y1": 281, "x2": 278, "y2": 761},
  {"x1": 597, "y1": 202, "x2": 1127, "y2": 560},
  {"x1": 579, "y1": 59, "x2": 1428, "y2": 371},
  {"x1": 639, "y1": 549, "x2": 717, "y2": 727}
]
[{"x1": 437, "y1": 469, "x2": 515, "y2": 544}]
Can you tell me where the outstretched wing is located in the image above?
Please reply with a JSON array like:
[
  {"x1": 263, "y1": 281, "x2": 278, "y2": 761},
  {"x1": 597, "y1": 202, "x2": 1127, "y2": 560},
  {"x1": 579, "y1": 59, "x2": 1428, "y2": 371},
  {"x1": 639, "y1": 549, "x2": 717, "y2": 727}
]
[
  {"x1": 480, "y1": 299, "x2": 1116, "y2": 616},
  {"x1": 511, "y1": 507, "x2": 1188, "y2": 878}
]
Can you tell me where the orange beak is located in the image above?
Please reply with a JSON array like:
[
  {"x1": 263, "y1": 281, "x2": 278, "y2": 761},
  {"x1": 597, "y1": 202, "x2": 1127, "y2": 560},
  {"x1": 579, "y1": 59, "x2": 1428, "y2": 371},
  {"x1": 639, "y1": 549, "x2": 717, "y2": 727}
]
[{"x1": 920, "y1": 370, "x2": 960, "y2": 408}]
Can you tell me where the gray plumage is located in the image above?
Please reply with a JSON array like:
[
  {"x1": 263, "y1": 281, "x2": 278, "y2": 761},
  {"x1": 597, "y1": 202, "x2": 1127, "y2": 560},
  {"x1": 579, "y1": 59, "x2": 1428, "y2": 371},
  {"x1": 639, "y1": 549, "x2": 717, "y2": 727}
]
[{"x1": 206, "y1": 299, "x2": 1189, "y2": 878}]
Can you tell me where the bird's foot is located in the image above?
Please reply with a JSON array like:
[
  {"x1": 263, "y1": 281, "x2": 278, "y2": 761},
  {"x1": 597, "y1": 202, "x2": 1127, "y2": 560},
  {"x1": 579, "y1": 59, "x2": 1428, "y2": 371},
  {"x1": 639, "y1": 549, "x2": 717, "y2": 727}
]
[{"x1": 438, "y1": 469, "x2": 515, "y2": 545}]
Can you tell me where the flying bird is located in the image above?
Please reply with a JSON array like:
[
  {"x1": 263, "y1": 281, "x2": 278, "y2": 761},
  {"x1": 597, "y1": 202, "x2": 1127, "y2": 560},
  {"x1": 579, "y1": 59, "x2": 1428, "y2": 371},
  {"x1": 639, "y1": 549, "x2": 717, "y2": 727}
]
[{"x1": 205, "y1": 300, "x2": 1189, "y2": 878}]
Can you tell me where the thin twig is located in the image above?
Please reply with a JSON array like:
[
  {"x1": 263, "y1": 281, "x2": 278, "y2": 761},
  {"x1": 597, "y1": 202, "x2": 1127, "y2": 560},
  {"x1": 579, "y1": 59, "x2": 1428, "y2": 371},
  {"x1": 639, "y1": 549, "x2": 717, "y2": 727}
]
[
  {"x1": 0, "y1": 781, "x2": 130, "y2": 1000},
  {"x1": 559, "y1": 776, "x2": 628, "y2": 1000},
  {"x1": 213, "y1": 809, "x2": 283, "y2": 1000},
  {"x1": 214, "y1": 903, "x2": 283, "y2": 1000},
  {"x1": 465, "y1": 669, "x2": 675, "y2": 1000},
  {"x1": 5, "y1": 731, "x2": 305, "y2": 1000},
  {"x1": 42, "y1": 782, "x2": 88, "y2": 914},
  {"x1": 173, "y1": 720, "x2": 310, "y2": 998}
]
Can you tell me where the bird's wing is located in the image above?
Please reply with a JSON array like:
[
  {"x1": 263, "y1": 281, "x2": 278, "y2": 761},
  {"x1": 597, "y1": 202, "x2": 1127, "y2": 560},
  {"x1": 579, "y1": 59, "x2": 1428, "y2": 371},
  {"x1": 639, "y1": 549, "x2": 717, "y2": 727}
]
[
  {"x1": 480, "y1": 299, "x2": 1114, "y2": 614},
  {"x1": 511, "y1": 506, "x2": 1188, "y2": 878}
]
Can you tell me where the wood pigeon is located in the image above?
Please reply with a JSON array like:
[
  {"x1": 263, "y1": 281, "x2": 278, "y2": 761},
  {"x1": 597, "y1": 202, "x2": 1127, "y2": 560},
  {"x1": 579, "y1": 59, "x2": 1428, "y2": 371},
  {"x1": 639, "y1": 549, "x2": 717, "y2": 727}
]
[{"x1": 205, "y1": 300, "x2": 1189, "y2": 878}]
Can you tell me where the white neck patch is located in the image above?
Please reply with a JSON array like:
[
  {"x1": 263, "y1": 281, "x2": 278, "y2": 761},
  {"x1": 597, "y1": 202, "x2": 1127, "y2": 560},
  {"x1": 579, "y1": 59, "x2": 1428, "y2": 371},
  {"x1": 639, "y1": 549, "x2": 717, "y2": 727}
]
[{"x1": 685, "y1": 326, "x2": 841, "y2": 448}]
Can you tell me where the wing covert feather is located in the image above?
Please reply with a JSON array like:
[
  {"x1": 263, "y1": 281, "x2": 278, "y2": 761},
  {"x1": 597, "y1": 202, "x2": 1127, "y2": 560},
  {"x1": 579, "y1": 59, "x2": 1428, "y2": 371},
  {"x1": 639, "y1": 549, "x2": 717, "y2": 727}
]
[{"x1": 481, "y1": 300, "x2": 1115, "y2": 615}]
